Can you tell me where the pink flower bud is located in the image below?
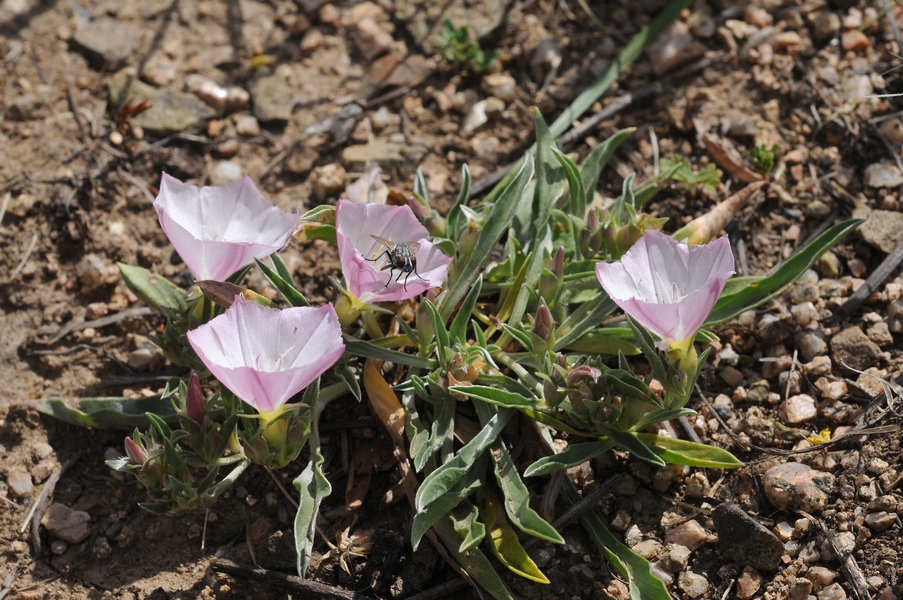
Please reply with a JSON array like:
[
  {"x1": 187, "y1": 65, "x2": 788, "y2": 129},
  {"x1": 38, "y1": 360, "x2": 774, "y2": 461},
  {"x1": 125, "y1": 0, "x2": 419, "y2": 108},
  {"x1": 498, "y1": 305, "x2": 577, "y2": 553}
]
[
  {"x1": 185, "y1": 372, "x2": 204, "y2": 423},
  {"x1": 124, "y1": 436, "x2": 147, "y2": 465}
]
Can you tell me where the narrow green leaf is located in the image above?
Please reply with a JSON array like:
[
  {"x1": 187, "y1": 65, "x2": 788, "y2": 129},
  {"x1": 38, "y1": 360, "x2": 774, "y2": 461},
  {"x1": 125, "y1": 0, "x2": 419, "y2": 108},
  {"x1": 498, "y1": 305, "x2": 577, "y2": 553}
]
[
  {"x1": 255, "y1": 259, "x2": 310, "y2": 307},
  {"x1": 524, "y1": 440, "x2": 615, "y2": 477},
  {"x1": 422, "y1": 299, "x2": 450, "y2": 367},
  {"x1": 500, "y1": 323, "x2": 534, "y2": 354},
  {"x1": 601, "y1": 427, "x2": 666, "y2": 466},
  {"x1": 414, "y1": 409, "x2": 513, "y2": 512},
  {"x1": 447, "y1": 163, "x2": 471, "y2": 241},
  {"x1": 441, "y1": 153, "x2": 534, "y2": 321},
  {"x1": 480, "y1": 490, "x2": 551, "y2": 584},
  {"x1": 552, "y1": 293, "x2": 617, "y2": 351},
  {"x1": 343, "y1": 337, "x2": 436, "y2": 369},
  {"x1": 413, "y1": 166, "x2": 429, "y2": 204},
  {"x1": 432, "y1": 513, "x2": 515, "y2": 600},
  {"x1": 490, "y1": 442, "x2": 564, "y2": 543},
  {"x1": 551, "y1": 148, "x2": 586, "y2": 223},
  {"x1": 450, "y1": 499, "x2": 486, "y2": 553},
  {"x1": 636, "y1": 433, "x2": 745, "y2": 468},
  {"x1": 294, "y1": 379, "x2": 331, "y2": 578},
  {"x1": 706, "y1": 219, "x2": 862, "y2": 324},
  {"x1": 118, "y1": 263, "x2": 188, "y2": 312},
  {"x1": 561, "y1": 481, "x2": 671, "y2": 600},
  {"x1": 30, "y1": 396, "x2": 177, "y2": 429},
  {"x1": 450, "y1": 274, "x2": 482, "y2": 344},
  {"x1": 411, "y1": 455, "x2": 488, "y2": 549},
  {"x1": 632, "y1": 408, "x2": 696, "y2": 431},
  {"x1": 579, "y1": 128, "x2": 635, "y2": 207}
]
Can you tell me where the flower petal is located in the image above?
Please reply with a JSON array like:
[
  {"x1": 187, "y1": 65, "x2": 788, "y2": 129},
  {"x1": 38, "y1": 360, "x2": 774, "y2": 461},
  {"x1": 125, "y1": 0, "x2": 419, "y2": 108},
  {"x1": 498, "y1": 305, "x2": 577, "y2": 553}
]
[
  {"x1": 596, "y1": 230, "x2": 734, "y2": 345},
  {"x1": 154, "y1": 173, "x2": 299, "y2": 281},
  {"x1": 336, "y1": 199, "x2": 451, "y2": 302},
  {"x1": 186, "y1": 298, "x2": 344, "y2": 412}
]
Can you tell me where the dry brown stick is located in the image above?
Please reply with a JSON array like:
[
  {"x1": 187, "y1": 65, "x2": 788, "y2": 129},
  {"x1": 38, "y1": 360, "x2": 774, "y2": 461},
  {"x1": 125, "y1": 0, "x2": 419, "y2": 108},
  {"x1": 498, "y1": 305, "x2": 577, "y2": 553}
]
[
  {"x1": 32, "y1": 306, "x2": 154, "y2": 346},
  {"x1": 798, "y1": 511, "x2": 869, "y2": 600},
  {"x1": 830, "y1": 234, "x2": 903, "y2": 325},
  {"x1": 24, "y1": 454, "x2": 80, "y2": 555},
  {"x1": 211, "y1": 558, "x2": 372, "y2": 600}
]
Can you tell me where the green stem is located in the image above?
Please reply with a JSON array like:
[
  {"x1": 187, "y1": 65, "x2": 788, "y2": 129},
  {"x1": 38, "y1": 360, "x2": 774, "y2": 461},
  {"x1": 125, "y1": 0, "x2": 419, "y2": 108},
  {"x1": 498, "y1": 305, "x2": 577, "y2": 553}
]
[
  {"x1": 362, "y1": 310, "x2": 385, "y2": 340},
  {"x1": 494, "y1": 351, "x2": 542, "y2": 395}
]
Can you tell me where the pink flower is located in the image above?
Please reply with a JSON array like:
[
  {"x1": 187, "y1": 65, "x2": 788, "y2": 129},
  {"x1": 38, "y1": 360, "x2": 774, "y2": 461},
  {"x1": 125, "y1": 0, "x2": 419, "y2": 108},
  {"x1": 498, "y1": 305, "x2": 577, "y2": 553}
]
[
  {"x1": 595, "y1": 230, "x2": 734, "y2": 347},
  {"x1": 186, "y1": 297, "x2": 345, "y2": 414},
  {"x1": 154, "y1": 173, "x2": 299, "y2": 282},
  {"x1": 335, "y1": 199, "x2": 451, "y2": 303}
]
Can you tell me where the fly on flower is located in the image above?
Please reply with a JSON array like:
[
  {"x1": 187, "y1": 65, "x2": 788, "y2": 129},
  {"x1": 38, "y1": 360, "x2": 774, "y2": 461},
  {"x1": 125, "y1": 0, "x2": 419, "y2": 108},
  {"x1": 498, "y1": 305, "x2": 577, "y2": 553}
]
[{"x1": 365, "y1": 235, "x2": 425, "y2": 291}]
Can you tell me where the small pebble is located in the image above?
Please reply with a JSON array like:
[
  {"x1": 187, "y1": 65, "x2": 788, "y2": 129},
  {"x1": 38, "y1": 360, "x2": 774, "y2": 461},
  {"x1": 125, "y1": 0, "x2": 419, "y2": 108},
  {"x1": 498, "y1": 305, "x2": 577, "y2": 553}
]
[
  {"x1": 795, "y1": 330, "x2": 827, "y2": 361},
  {"x1": 41, "y1": 503, "x2": 91, "y2": 543},
  {"x1": 209, "y1": 161, "x2": 243, "y2": 186},
  {"x1": 784, "y1": 394, "x2": 818, "y2": 423},
  {"x1": 808, "y1": 566, "x2": 837, "y2": 589},
  {"x1": 763, "y1": 462, "x2": 834, "y2": 512},
  {"x1": 664, "y1": 520, "x2": 711, "y2": 551},
  {"x1": 481, "y1": 73, "x2": 517, "y2": 102},
  {"x1": 736, "y1": 566, "x2": 763, "y2": 599},
  {"x1": 235, "y1": 115, "x2": 260, "y2": 137},
  {"x1": 678, "y1": 571, "x2": 708, "y2": 599},
  {"x1": 7, "y1": 467, "x2": 34, "y2": 497},
  {"x1": 818, "y1": 582, "x2": 848, "y2": 600},
  {"x1": 50, "y1": 540, "x2": 68, "y2": 555},
  {"x1": 864, "y1": 511, "x2": 895, "y2": 532},
  {"x1": 841, "y1": 30, "x2": 869, "y2": 52},
  {"x1": 773, "y1": 521, "x2": 794, "y2": 542},
  {"x1": 820, "y1": 531, "x2": 855, "y2": 561},
  {"x1": 631, "y1": 539, "x2": 663, "y2": 560},
  {"x1": 712, "y1": 503, "x2": 784, "y2": 570},
  {"x1": 791, "y1": 302, "x2": 818, "y2": 327}
]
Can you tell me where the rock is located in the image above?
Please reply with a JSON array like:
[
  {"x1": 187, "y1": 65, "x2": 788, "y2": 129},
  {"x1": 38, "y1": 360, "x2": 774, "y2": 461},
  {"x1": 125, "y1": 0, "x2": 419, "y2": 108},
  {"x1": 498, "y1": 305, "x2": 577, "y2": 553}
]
[
  {"x1": 50, "y1": 540, "x2": 68, "y2": 555},
  {"x1": 810, "y1": 10, "x2": 840, "y2": 41},
  {"x1": 686, "y1": 472, "x2": 711, "y2": 498},
  {"x1": 482, "y1": 73, "x2": 516, "y2": 102},
  {"x1": 127, "y1": 336, "x2": 165, "y2": 372},
  {"x1": 855, "y1": 208, "x2": 903, "y2": 253},
  {"x1": 791, "y1": 302, "x2": 819, "y2": 327},
  {"x1": 795, "y1": 330, "x2": 827, "y2": 361},
  {"x1": 300, "y1": 29, "x2": 325, "y2": 53},
  {"x1": 92, "y1": 536, "x2": 113, "y2": 560},
  {"x1": 763, "y1": 462, "x2": 835, "y2": 512},
  {"x1": 107, "y1": 71, "x2": 216, "y2": 136},
  {"x1": 808, "y1": 566, "x2": 837, "y2": 589},
  {"x1": 395, "y1": 0, "x2": 505, "y2": 53},
  {"x1": 788, "y1": 578, "x2": 814, "y2": 600},
  {"x1": 678, "y1": 571, "x2": 708, "y2": 598},
  {"x1": 311, "y1": 163, "x2": 347, "y2": 201},
  {"x1": 71, "y1": 19, "x2": 140, "y2": 69},
  {"x1": 664, "y1": 519, "x2": 712, "y2": 551},
  {"x1": 658, "y1": 543, "x2": 690, "y2": 572},
  {"x1": 77, "y1": 253, "x2": 120, "y2": 295},
  {"x1": 217, "y1": 139, "x2": 240, "y2": 157},
  {"x1": 712, "y1": 503, "x2": 784, "y2": 570},
  {"x1": 645, "y1": 20, "x2": 706, "y2": 76},
  {"x1": 867, "y1": 322, "x2": 893, "y2": 347},
  {"x1": 140, "y1": 55, "x2": 177, "y2": 87},
  {"x1": 7, "y1": 467, "x2": 34, "y2": 497},
  {"x1": 864, "y1": 511, "x2": 895, "y2": 532},
  {"x1": 340, "y1": 139, "x2": 427, "y2": 177},
  {"x1": 631, "y1": 539, "x2": 663, "y2": 559},
  {"x1": 41, "y1": 503, "x2": 91, "y2": 543},
  {"x1": 784, "y1": 394, "x2": 818, "y2": 423},
  {"x1": 757, "y1": 313, "x2": 794, "y2": 344},
  {"x1": 235, "y1": 115, "x2": 260, "y2": 137},
  {"x1": 250, "y1": 74, "x2": 294, "y2": 123},
  {"x1": 484, "y1": 96, "x2": 505, "y2": 118},
  {"x1": 864, "y1": 163, "x2": 903, "y2": 189},
  {"x1": 209, "y1": 161, "x2": 244, "y2": 186},
  {"x1": 789, "y1": 280, "x2": 820, "y2": 304},
  {"x1": 736, "y1": 566, "x2": 763, "y2": 599},
  {"x1": 843, "y1": 74, "x2": 873, "y2": 102},
  {"x1": 257, "y1": 530, "x2": 297, "y2": 570},
  {"x1": 818, "y1": 583, "x2": 848, "y2": 600},
  {"x1": 461, "y1": 100, "x2": 488, "y2": 134},
  {"x1": 831, "y1": 327, "x2": 882, "y2": 372},
  {"x1": 355, "y1": 17, "x2": 394, "y2": 60},
  {"x1": 841, "y1": 30, "x2": 869, "y2": 51}
]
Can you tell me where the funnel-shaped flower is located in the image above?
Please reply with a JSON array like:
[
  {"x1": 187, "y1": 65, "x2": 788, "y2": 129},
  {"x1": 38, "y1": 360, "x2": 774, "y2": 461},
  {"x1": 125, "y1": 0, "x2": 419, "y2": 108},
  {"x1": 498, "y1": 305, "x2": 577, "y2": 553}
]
[
  {"x1": 186, "y1": 297, "x2": 344, "y2": 414},
  {"x1": 595, "y1": 230, "x2": 734, "y2": 348},
  {"x1": 336, "y1": 199, "x2": 451, "y2": 304},
  {"x1": 154, "y1": 173, "x2": 299, "y2": 282}
]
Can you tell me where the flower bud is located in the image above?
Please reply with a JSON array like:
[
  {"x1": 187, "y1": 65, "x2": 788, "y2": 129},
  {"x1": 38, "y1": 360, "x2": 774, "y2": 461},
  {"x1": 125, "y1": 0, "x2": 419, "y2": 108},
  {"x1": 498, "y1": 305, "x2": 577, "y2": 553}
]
[
  {"x1": 533, "y1": 304, "x2": 553, "y2": 340},
  {"x1": 185, "y1": 372, "x2": 204, "y2": 424},
  {"x1": 124, "y1": 436, "x2": 147, "y2": 465},
  {"x1": 539, "y1": 246, "x2": 566, "y2": 301},
  {"x1": 549, "y1": 246, "x2": 565, "y2": 278},
  {"x1": 566, "y1": 365, "x2": 602, "y2": 388}
]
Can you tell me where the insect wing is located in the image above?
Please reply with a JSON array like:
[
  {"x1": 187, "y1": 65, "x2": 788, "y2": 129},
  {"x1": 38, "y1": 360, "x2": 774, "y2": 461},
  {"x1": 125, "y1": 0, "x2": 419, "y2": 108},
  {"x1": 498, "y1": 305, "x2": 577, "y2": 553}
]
[
  {"x1": 369, "y1": 234, "x2": 396, "y2": 251},
  {"x1": 404, "y1": 241, "x2": 421, "y2": 254}
]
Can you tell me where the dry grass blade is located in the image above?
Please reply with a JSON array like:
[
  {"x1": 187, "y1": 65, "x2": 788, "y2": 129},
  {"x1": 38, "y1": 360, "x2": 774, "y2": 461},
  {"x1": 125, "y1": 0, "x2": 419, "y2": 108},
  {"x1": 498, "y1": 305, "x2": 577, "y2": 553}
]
[{"x1": 702, "y1": 134, "x2": 763, "y2": 183}]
